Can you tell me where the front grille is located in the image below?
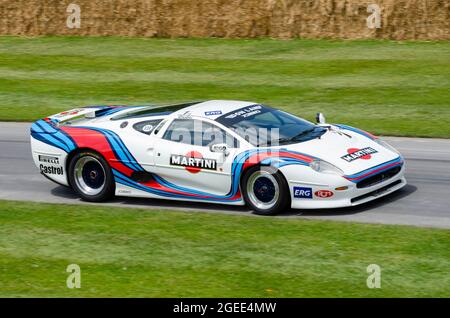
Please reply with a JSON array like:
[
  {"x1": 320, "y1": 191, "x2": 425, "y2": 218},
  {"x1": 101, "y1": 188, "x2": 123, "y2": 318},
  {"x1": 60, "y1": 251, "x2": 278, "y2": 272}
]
[
  {"x1": 351, "y1": 179, "x2": 402, "y2": 203},
  {"x1": 356, "y1": 166, "x2": 401, "y2": 189}
]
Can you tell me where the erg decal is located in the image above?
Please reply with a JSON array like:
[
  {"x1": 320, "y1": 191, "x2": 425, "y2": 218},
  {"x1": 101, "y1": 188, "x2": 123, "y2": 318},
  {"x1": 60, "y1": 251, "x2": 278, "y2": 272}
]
[
  {"x1": 204, "y1": 110, "x2": 222, "y2": 116},
  {"x1": 293, "y1": 187, "x2": 313, "y2": 199}
]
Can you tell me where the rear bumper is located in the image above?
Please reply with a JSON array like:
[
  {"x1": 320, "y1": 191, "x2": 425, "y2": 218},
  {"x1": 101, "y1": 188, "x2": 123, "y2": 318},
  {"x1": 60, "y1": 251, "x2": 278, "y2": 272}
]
[
  {"x1": 30, "y1": 135, "x2": 70, "y2": 187},
  {"x1": 290, "y1": 164, "x2": 406, "y2": 210}
]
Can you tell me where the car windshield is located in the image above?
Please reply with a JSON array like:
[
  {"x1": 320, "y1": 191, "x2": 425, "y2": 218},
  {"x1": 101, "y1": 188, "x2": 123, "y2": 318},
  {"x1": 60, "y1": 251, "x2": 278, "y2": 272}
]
[{"x1": 215, "y1": 105, "x2": 326, "y2": 147}]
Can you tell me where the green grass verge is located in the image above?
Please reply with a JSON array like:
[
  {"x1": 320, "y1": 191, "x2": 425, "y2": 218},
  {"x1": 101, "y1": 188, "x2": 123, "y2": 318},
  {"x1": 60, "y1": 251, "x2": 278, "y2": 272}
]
[
  {"x1": 0, "y1": 36, "x2": 450, "y2": 137},
  {"x1": 0, "y1": 200, "x2": 449, "y2": 297}
]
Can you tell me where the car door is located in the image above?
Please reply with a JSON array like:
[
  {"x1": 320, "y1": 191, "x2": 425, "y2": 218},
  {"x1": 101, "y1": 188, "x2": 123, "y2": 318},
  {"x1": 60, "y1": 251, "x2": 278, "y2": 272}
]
[{"x1": 153, "y1": 118, "x2": 240, "y2": 196}]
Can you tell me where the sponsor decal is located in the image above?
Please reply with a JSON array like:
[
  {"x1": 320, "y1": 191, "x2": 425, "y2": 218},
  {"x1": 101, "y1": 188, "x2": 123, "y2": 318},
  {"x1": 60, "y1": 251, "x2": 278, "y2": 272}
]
[
  {"x1": 54, "y1": 108, "x2": 83, "y2": 118},
  {"x1": 204, "y1": 110, "x2": 222, "y2": 116},
  {"x1": 40, "y1": 164, "x2": 64, "y2": 175},
  {"x1": 38, "y1": 155, "x2": 60, "y2": 164},
  {"x1": 170, "y1": 151, "x2": 217, "y2": 174},
  {"x1": 224, "y1": 105, "x2": 263, "y2": 120},
  {"x1": 216, "y1": 105, "x2": 272, "y2": 126},
  {"x1": 177, "y1": 111, "x2": 192, "y2": 119},
  {"x1": 314, "y1": 190, "x2": 334, "y2": 198},
  {"x1": 293, "y1": 187, "x2": 313, "y2": 199},
  {"x1": 341, "y1": 147, "x2": 378, "y2": 162}
]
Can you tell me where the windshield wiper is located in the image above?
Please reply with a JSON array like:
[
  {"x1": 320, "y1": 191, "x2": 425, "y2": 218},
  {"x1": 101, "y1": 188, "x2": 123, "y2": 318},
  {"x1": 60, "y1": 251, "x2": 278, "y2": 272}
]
[
  {"x1": 257, "y1": 127, "x2": 326, "y2": 147},
  {"x1": 276, "y1": 128, "x2": 316, "y2": 145}
]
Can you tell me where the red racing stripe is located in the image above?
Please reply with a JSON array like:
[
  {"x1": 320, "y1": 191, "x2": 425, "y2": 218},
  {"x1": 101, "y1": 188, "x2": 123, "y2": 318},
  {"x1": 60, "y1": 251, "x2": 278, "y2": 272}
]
[
  {"x1": 345, "y1": 161, "x2": 402, "y2": 181},
  {"x1": 61, "y1": 126, "x2": 135, "y2": 177},
  {"x1": 242, "y1": 150, "x2": 314, "y2": 171}
]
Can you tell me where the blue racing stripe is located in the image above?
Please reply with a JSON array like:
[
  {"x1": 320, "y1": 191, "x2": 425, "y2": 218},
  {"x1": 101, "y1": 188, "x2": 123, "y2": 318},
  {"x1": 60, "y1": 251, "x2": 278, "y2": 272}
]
[
  {"x1": 334, "y1": 124, "x2": 376, "y2": 140},
  {"x1": 76, "y1": 126, "x2": 143, "y2": 172},
  {"x1": 103, "y1": 130, "x2": 143, "y2": 171},
  {"x1": 31, "y1": 131, "x2": 71, "y2": 152},
  {"x1": 345, "y1": 157, "x2": 403, "y2": 181},
  {"x1": 34, "y1": 120, "x2": 77, "y2": 152}
]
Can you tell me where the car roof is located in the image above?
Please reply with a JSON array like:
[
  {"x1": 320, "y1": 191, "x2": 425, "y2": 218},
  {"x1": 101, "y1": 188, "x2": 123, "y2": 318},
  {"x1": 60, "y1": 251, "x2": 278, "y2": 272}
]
[
  {"x1": 171, "y1": 100, "x2": 257, "y2": 120},
  {"x1": 109, "y1": 100, "x2": 259, "y2": 122}
]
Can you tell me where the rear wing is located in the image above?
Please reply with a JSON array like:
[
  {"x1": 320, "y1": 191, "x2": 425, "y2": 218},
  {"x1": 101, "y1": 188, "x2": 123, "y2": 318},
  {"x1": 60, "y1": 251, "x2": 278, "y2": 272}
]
[
  {"x1": 31, "y1": 105, "x2": 141, "y2": 140},
  {"x1": 47, "y1": 105, "x2": 137, "y2": 123}
]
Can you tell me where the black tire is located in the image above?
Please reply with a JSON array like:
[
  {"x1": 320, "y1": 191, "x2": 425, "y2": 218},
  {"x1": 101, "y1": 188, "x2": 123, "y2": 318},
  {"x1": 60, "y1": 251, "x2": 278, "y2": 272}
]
[
  {"x1": 68, "y1": 151, "x2": 115, "y2": 202},
  {"x1": 241, "y1": 165, "x2": 291, "y2": 215}
]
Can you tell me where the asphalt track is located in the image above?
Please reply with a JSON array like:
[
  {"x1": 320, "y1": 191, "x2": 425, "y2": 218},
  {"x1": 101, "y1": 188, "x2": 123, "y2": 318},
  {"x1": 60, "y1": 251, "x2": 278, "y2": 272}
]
[{"x1": 1, "y1": 122, "x2": 450, "y2": 229}]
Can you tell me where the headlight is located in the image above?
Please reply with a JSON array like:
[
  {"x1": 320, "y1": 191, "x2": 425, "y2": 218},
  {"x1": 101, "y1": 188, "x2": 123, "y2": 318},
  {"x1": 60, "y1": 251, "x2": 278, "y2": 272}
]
[
  {"x1": 309, "y1": 160, "x2": 344, "y2": 175},
  {"x1": 375, "y1": 138, "x2": 400, "y2": 154}
]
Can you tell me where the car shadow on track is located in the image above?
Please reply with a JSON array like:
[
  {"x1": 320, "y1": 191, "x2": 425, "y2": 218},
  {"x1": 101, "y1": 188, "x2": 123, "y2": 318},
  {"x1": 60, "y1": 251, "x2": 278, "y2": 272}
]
[
  {"x1": 50, "y1": 183, "x2": 418, "y2": 218},
  {"x1": 50, "y1": 185, "x2": 250, "y2": 214}
]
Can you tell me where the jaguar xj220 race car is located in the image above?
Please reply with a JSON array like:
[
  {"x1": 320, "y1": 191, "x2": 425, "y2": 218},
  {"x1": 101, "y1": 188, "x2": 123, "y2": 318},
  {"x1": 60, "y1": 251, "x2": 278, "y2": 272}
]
[{"x1": 30, "y1": 100, "x2": 406, "y2": 215}]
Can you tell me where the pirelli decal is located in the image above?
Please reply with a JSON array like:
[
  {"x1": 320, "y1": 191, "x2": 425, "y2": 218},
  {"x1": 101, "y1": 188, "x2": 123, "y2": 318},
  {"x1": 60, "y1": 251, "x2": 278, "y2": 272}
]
[
  {"x1": 170, "y1": 154, "x2": 217, "y2": 171},
  {"x1": 38, "y1": 155, "x2": 60, "y2": 164}
]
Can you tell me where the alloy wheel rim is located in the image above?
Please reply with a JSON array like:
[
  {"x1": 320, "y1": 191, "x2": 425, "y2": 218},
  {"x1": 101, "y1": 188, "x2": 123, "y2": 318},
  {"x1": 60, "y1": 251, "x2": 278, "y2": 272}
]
[
  {"x1": 247, "y1": 170, "x2": 279, "y2": 210},
  {"x1": 74, "y1": 156, "x2": 106, "y2": 196}
]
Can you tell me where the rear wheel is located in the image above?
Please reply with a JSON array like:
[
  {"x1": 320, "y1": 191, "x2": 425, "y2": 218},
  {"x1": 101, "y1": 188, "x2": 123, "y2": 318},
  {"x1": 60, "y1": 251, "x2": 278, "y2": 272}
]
[
  {"x1": 68, "y1": 151, "x2": 115, "y2": 202},
  {"x1": 241, "y1": 166, "x2": 290, "y2": 215}
]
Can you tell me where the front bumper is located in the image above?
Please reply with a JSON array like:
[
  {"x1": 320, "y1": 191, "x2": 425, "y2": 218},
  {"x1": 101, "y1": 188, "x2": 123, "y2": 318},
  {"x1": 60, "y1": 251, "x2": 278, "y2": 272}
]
[{"x1": 288, "y1": 164, "x2": 407, "y2": 210}]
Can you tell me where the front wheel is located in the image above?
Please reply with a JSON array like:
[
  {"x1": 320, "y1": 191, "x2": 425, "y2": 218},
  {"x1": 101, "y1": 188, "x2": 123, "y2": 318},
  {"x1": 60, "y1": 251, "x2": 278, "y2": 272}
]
[
  {"x1": 241, "y1": 166, "x2": 291, "y2": 215},
  {"x1": 68, "y1": 151, "x2": 115, "y2": 202}
]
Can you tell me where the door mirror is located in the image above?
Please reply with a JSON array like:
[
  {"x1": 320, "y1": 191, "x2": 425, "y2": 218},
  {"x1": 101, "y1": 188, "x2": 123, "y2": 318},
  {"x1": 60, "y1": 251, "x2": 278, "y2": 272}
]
[
  {"x1": 210, "y1": 143, "x2": 229, "y2": 156},
  {"x1": 316, "y1": 112, "x2": 326, "y2": 125}
]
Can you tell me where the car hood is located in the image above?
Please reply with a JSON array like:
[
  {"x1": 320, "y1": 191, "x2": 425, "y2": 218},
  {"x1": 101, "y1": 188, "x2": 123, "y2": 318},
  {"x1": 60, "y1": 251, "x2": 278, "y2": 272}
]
[{"x1": 281, "y1": 128, "x2": 400, "y2": 176}]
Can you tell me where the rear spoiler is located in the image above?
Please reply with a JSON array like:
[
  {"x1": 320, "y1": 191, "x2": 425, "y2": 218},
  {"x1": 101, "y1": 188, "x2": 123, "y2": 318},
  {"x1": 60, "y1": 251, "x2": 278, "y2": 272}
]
[
  {"x1": 47, "y1": 105, "x2": 133, "y2": 123},
  {"x1": 31, "y1": 105, "x2": 141, "y2": 136}
]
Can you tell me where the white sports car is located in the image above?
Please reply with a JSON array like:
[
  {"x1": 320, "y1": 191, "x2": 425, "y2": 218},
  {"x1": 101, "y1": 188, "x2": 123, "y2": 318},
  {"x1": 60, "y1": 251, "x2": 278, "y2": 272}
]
[{"x1": 30, "y1": 100, "x2": 406, "y2": 215}]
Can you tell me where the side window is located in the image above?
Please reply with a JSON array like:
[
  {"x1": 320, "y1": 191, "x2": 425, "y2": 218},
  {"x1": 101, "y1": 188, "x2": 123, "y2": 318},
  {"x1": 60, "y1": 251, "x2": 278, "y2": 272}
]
[
  {"x1": 202, "y1": 121, "x2": 239, "y2": 148},
  {"x1": 163, "y1": 119, "x2": 194, "y2": 145},
  {"x1": 133, "y1": 120, "x2": 162, "y2": 135},
  {"x1": 163, "y1": 119, "x2": 239, "y2": 148}
]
